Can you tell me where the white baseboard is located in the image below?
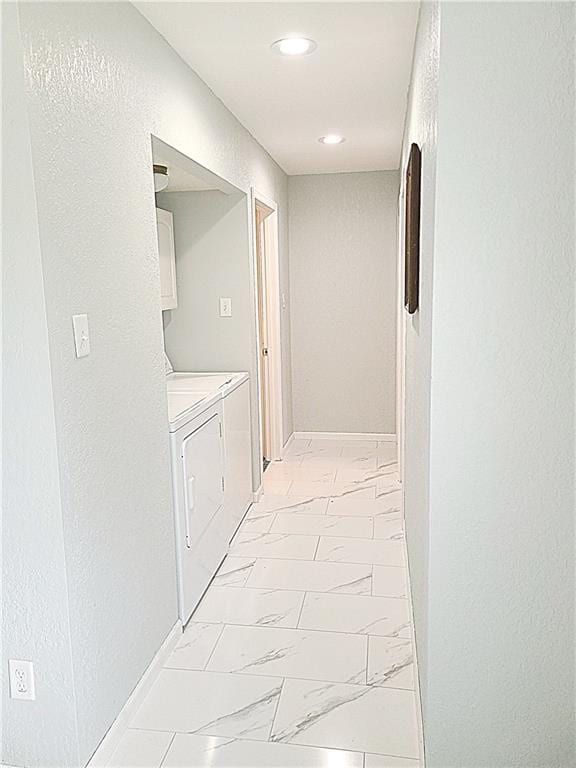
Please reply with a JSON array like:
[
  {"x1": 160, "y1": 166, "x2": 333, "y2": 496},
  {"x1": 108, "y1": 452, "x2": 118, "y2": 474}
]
[
  {"x1": 252, "y1": 484, "x2": 263, "y2": 502},
  {"x1": 87, "y1": 621, "x2": 182, "y2": 766},
  {"x1": 282, "y1": 432, "x2": 295, "y2": 454},
  {"x1": 293, "y1": 431, "x2": 396, "y2": 442}
]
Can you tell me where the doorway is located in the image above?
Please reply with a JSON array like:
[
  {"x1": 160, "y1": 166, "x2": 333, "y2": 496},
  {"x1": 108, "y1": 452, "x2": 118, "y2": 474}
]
[{"x1": 252, "y1": 191, "x2": 283, "y2": 471}]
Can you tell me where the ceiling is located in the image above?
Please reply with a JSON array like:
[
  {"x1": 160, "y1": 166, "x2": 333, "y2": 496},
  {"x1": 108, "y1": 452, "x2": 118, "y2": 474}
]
[{"x1": 137, "y1": 2, "x2": 419, "y2": 175}]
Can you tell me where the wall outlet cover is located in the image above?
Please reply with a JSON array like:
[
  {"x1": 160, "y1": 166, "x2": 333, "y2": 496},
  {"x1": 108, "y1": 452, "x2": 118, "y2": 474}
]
[{"x1": 9, "y1": 659, "x2": 36, "y2": 700}]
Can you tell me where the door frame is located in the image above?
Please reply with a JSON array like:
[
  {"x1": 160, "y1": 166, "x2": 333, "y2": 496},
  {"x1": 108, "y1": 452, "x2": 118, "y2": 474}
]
[{"x1": 250, "y1": 188, "x2": 284, "y2": 462}]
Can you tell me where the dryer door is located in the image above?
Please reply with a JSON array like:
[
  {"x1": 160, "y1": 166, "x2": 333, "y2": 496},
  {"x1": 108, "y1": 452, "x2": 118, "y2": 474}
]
[{"x1": 179, "y1": 412, "x2": 225, "y2": 622}]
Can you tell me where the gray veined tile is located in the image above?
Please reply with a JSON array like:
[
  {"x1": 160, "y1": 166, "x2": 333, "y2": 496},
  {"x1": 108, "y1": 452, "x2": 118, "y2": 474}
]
[
  {"x1": 335, "y1": 466, "x2": 398, "y2": 483},
  {"x1": 302, "y1": 454, "x2": 378, "y2": 470},
  {"x1": 212, "y1": 557, "x2": 256, "y2": 587},
  {"x1": 191, "y1": 586, "x2": 305, "y2": 628},
  {"x1": 163, "y1": 733, "x2": 364, "y2": 767},
  {"x1": 288, "y1": 481, "x2": 376, "y2": 499},
  {"x1": 264, "y1": 464, "x2": 337, "y2": 482},
  {"x1": 373, "y1": 517, "x2": 405, "y2": 541},
  {"x1": 107, "y1": 729, "x2": 174, "y2": 767},
  {"x1": 234, "y1": 512, "x2": 276, "y2": 536},
  {"x1": 298, "y1": 593, "x2": 411, "y2": 637},
  {"x1": 365, "y1": 754, "x2": 420, "y2": 768},
  {"x1": 367, "y1": 636, "x2": 415, "y2": 690},
  {"x1": 372, "y1": 566, "x2": 408, "y2": 598},
  {"x1": 131, "y1": 668, "x2": 282, "y2": 741},
  {"x1": 247, "y1": 495, "x2": 329, "y2": 516},
  {"x1": 271, "y1": 512, "x2": 373, "y2": 538},
  {"x1": 327, "y1": 495, "x2": 402, "y2": 518},
  {"x1": 228, "y1": 531, "x2": 319, "y2": 560},
  {"x1": 271, "y1": 678, "x2": 419, "y2": 757},
  {"x1": 315, "y1": 536, "x2": 406, "y2": 567},
  {"x1": 206, "y1": 624, "x2": 367, "y2": 684},
  {"x1": 246, "y1": 558, "x2": 372, "y2": 595},
  {"x1": 164, "y1": 622, "x2": 224, "y2": 670},
  {"x1": 309, "y1": 439, "x2": 377, "y2": 450}
]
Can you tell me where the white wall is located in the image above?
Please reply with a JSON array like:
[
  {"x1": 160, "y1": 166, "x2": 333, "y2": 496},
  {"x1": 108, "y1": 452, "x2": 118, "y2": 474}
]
[
  {"x1": 402, "y1": 2, "x2": 575, "y2": 766},
  {"x1": 159, "y1": 190, "x2": 262, "y2": 490},
  {"x1": 289, "y1": 171, "x2": 399, "y2": 434},
  {"x1": 399, "y1": 0, "x2": 440, "y2": 722},
  {"x1": 2, "y1": 2, "x2": 291, "y2": 766}
]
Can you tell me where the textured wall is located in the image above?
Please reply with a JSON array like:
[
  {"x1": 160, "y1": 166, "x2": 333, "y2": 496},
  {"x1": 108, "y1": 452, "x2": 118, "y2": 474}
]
[
  {"x1": 399, "y1": 0, "x2": 439, "y2": 724},
  {"x1": 401, "y1": 2, "x2": 575, "y2": 766},
  {"x1": 2, "y1": 5, "x2": 79, "y2": 765},
  {"x1": 425, "y1": 3, "x2": 575, "y2": 765},
  {"x1": 5, "y1": 2, "x2": 290, "y2": 765},
  {"x1": 289, "y1": 171, "x2": 399, "y2": 434}
]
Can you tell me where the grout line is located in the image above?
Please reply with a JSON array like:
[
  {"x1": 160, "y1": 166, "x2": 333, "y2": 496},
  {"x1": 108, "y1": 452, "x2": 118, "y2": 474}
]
[
  {"x1": 268, "y1": 676, "x2": 286, "y2": 741},
  {"x1": 144, "y1": 667, "x2": 415, "y2": 694},
  {"x1": 200, "y1": 622, "x2": 227, "y2": 671},
  {"x1": 158, "y1": 732, "x2": 176, "y2": 767},
  {"x1": 183, "y1": 617, "x2": 412, "y2": 640},
  {"x1": 190, "y1": 585, "x2": 407, "y2": 601}
]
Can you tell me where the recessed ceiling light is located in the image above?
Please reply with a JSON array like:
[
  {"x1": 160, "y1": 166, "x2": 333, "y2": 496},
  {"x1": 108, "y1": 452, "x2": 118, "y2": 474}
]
[
  {"x1": 271, "y1": 37, "x2": 317, "y2": 57},
  {"x1": 318, "y1": 134, "x2": 346, "y2": 145}
]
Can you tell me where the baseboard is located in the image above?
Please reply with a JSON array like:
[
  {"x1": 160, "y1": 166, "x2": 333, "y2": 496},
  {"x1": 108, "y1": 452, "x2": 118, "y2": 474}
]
[
  {"x1": 252, "y1": 484, "x2": 263, "y2": 502},
  {"x1": 293, "y1": 431, "x2": 396, "y2": 442},
  {"x1": 87, "y1": 620, "x2": 182, "y2": 766},
  {"x1": 282, "y1": 432, "x2": 295, "y2": 454}
]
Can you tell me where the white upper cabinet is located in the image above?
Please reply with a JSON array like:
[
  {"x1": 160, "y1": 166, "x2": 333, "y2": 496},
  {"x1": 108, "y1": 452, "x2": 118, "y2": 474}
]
[{"x1": 156, "y1": 207, "x2": 178, "y2": 310}]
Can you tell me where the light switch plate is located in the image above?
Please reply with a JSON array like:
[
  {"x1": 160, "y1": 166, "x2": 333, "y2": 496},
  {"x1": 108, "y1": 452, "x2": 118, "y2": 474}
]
[
  {"x1": 219, "y1": 297, "x2": 232, "y2": 317},
  {"x1": 72, "y1": 314, "x2": 90, "y2": 358}
]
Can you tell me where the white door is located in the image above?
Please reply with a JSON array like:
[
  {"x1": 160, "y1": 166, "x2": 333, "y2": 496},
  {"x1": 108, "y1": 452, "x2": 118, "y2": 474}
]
[{"x1": 179, "y1": 412, "x2": 224, "y2": 621}]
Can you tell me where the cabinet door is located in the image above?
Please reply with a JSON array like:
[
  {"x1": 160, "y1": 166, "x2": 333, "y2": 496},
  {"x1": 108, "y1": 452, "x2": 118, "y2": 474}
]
[{"x1": 156, "y1": 207, "x2": 177, "y2": 310}]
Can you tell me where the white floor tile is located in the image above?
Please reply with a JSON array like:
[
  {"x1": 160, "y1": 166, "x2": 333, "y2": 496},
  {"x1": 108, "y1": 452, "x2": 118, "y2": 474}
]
[
  {"x1": 375, "y1": 478, "x2": 402, "y2": 497},
  {"x1": 163, "y1": 733, "x2": 363, "y2": 767},
  {"x1": 302, "y1": 455, "x2": 378, "y2": 470},
  {"x1": 164, "y1": 622, "x2": 224, "y2": 670},
  {"x1": 107, "y1": 729, "x2": 173, "y2": 768},
  {"x1": 284, "y1": 439, "x2": 311, "y2": 455},
  {"x1": 246, "y1": 558, "x2": 372, "y2": 595},
  {"x1": 377, "y1": 443, "x2": 398, "y2": 462},
  {"x1": 365, "y1": 754, "x2": 420, "y2": 768},
  {"x1": 191, "y1": 586, "x2": 305, "y2": 628},
  {"x1": 235, "y1": 512, "x2": 276, "y2": 535},
  {"x1": 247, "y1": 496, "x2": 329, "y2": 516},
  {"x1": 262, "y1": 479, "x2": 291, "y2": 495},
  {"x1": 271, "y1": 679, "x2": 419, "y2": 757},
  {"x1": 212, "y1": 557, "x2": 256, "y2": 587},
  {"x1": 340, "y1": 446, "x2": 380, "y2": 459},
  {"x1": 335, "y1": 467, "x2": 397, "y2": 483},
  {"x1": 207, "y1": 624, "x2": 367, "y2": 684},
  {"x1": 298, "y1": 593, "x2": 411, "y2": 637},
  {"x1": 265, "y1": 465, "x2": 337, "y2": 482},
  {"x1": 288, "y1": 482, "x2": 376, "y2": 499},
  {"x1": 373, "y1": 517, "x2": 404, "y2": 541},
  {"x1": 372, "y1": 566, "x2": 408, "y2": 598},
  {"x1": 367, "y1": 636, "x2": 414, "y2": 690},
  {"x1": 316, "y1": 537, "x2": 406, "y2": 567},
  {"x1": 309, "y1": 439, "x2": 377, "y2": 450},
  {"x1": 229, "y1": 531, "x2": 319, "y2": 560},
  {"x1": 327, "y1": 496, "x2": 402, "y2": 518},
  {"x1": 131, "y1": 669, "x2": 282, "y2": 741},
  {"x1": 271, "y1": 513, "x2": 373, "y2": 539}
]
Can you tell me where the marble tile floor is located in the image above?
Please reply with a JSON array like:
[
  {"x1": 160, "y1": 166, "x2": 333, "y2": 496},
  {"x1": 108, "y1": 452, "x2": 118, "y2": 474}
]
[{"x1": 109, "y1": 439, "x2": 421, "y2": 768}]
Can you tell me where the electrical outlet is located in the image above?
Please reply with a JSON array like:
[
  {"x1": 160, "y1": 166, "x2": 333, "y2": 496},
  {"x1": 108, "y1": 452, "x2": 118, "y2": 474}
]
[{"x1": 9, "y1": 660, "x2": 35, "y2": 701}]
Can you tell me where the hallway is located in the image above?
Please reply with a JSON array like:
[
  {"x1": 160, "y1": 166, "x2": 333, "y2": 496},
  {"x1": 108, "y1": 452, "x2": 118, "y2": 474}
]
[{"x1": 109, "y1": 438, "x2": 420, "y2": 767}]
